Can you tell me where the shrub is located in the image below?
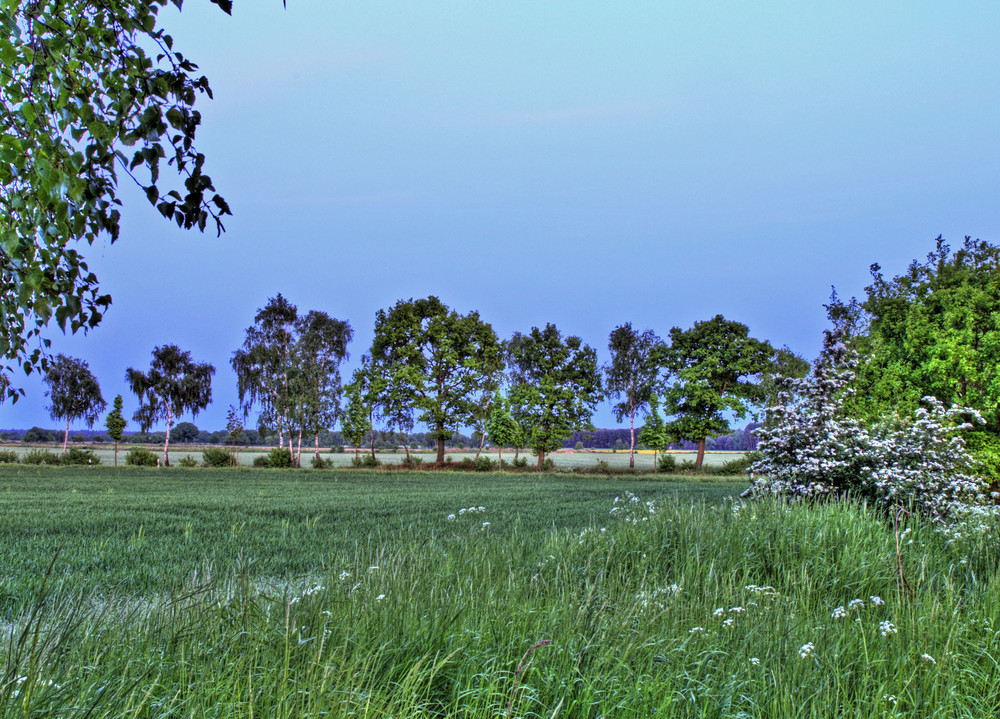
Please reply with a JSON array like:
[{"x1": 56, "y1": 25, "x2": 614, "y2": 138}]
[
  {"x1": 252, "y1": 456, "x2": 271, "y2": 468},
  {"x1": 202, "y1": 447, "x2": 232, "y2": 467},
  {"x1": 64, "y1": 447, "x2": 100, "y2": 465},
  {"x1": 400, "y1": 455, "x2": 423, "y2": 469},
  {"x1": 717, "y1": 451, "x2": 759, "y2": 475},
  {"x1": 473, "y1": 455, "x2": 495, "y2": 472},
  {"x1": 540, "y1": 457, "x2": 555, "y2": 472},
  {"x1": 267, "y1": 448, "x2": 293, "y2": 468},
  {"x1": 677, "y1": 459, "x2": 698, "y2": 474},
  {"x1": 330, "y1": 445, "x2": 345, "y2": 454},
  {"x1": 744, "y1": 329, "x2": 997, "y2": 522},
  {"x1": 574, "y1": 441, "x2": 584, "y2": 451},
  {"x1": 658, "y1": 454, "x2": 676, "y2": 472},
  {"x1": 510, "y1": 456, "x2": 528, "y2": 469},
  {"x1": 311, "y1": 455, "x2": 333, "y2": 469},
  {"x1": 125, "y1": 447, "x2": 158, "y2": 467},
  {"x1": 352, "y1": 453, "x2": 380, "y2": 468},
  {"x1": 23, "y1": 449, "x2": 62, "y2": 465},
  {"x1": 178, "y1": 455, "x2": 199, "y2": 468},
  {"x1": 594, "y1": 459, "x2": 610, "y2": 473},
  {"x1": 0, "y1": 450, "x2": 19, "y2": 464}
]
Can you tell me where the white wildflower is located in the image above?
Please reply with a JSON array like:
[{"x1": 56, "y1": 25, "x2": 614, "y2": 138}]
[
  {"x1": 375, "y1": 594, "x2": 386, "y2": 602},
  {"x1": 722, "y1": 618, "x2": 735, "y2": 627},
  {"x1": 447, "y1": 514, "x2": 456, "y2": 521},
  {"x1": 869, "y1": 595, "x2": 884, "y2": 605},
  {"x1": 879, "y1": 620, "x2": 897, "y2": 636},
  {"x1": 339, "y1": 571, "x2": 351, "y2": 581},
  {"x1": 729, "y1": 606, "x2": 744, "y2": 614},
  {"x1": 798, "y1": 642, "x2": 815, "y2": 659},
  {"x1": 832, "y1": 606, "x2": 847, "y2": 619},
  {"x1": 750, "y1": 657, "x2": 760, "y2": 666},
  {"x1": 848, "y1": 599, "x2": 864, "y2": 610},
  {"x1": 713, "y1": 607, "x2": 725, "y2": 618},
  {"x1": 921, "y1": 653, "x2": 936, "y2": 664},
  {"x1": 689, "y1": 626, "x2": 705, "y2": 634}
]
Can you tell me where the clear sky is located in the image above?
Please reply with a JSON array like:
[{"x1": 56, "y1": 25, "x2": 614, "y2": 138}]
[{"x1": 4, "y1": 1, "x2": 999, "y2": 433}]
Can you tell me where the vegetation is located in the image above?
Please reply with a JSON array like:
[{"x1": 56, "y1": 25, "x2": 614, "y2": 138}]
[
  {"x1": 127, "y1": 344, "x2": 215, "y2": 466},
  {"x1": 605, "y1": 323, "x2": 661, "y2": 468},
  {"x1": 103, "y1": 395, "x2": 127, "y2": 467},
  {"x1": 42, "y1": 354, "x2": 106, "y2": 454}
]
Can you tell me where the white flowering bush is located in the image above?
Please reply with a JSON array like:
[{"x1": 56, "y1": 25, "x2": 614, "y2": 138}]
[{"x1": 743, "y1": 330, "x2": 998, "y2": 522}]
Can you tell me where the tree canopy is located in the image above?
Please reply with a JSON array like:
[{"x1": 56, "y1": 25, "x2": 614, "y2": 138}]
[
  {"x1": 126, "y1": 344, "x2": 214, "y2": 466},
  {"x1": 1, "y1": 0, "x2": 234, "y2": 386},
  {"x1": 366, "y1": 296, "x2": 503, "y2": 463},
  {"x1": 507, "y1": 323, "x2": 603, "y2": 470},
  {"x1": 657, "y1": 314, "x2": 775, "y2": 467},
  {"x1": 43, "y1": 352, "x2": 105, "y2": 453},
  {"x1": 605, "y1": 323, "x2": 661, "y2": 467}
]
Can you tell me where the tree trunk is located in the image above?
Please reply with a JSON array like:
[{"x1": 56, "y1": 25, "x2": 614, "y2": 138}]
[
  {"x1": 497, "y1": 446, "x2": 503, "y2": 471},
  {"x1": 436, "y1": 435, "x2": 446, "y2": 464},
  {"x1": 696, "y1": 437, "x2": 706, "y2": 468},
  {"x1": 163, "y1": 405, "x2": 173, "y2": 467},
  {"x1": 402, "y1": 439, "x2": 411, "y2": 462},
  {"x1": 628, "y1": 401, "x2": 635, "y2": 468},
  {"x1": 369, "y1": 428, "x2": 376, "y2": 460},
  {"x1": 62, "y1": 418, "x2": 69, "y2": 454},
  {"x1": 536, "y1": 449, "x2": 545, "y2": 471},
  {"x1": 295, "y1": 430, "x2": 303, "y2": 467},
  {"x1": 475, "y1": 430, "x2": 486, "y2": 460},
  {"x1": 314, "y1": 432, "x2": 320, "y2": 464},
  {"x1": 114, "y1": 440, "x2": 119, "y2": 467},
  {"x1": 652, "y1": 449, "x2": 657, "y2": 473}
]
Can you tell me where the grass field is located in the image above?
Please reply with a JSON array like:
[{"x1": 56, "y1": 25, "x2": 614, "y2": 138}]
[
  {"x1": 1, "y1": 443, "x2": 742, "y2": 469},
  {"x1": 2, "y1": 466, "x2": 999, "y2": 717}
]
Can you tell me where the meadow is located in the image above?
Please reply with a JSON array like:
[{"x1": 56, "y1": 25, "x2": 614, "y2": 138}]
[{"x1": 2, "y1": 466, "x2": 999, "y2": 717}]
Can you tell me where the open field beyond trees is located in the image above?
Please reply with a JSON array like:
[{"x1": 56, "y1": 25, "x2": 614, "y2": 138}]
[{"x1": 2, "y1": 467, "x2": 999, "y2": 717}]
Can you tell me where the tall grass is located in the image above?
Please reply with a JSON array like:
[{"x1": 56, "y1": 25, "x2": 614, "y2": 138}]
[{"x1": 1, "y1": 471, "x2": 999, "y2": 716}]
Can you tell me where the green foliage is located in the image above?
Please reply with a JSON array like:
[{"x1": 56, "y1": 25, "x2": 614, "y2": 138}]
[
  {"x1": 341, "y1": 368, "x2": 374, "y2": 454},
  {"x1": 202, "y1": 447, "x2": 232, "y2": 468},
  {"x1": 844, "y1": 237, "x2": 1000, "y2": 436},
  {"x1": 267, "y1": 448, "x2": 293, "y2": 469},
  {"x1": 510, "y1": 456, "x2": 528, "y2": 469},
  {"x1": 0, "y1": 1, "x2": 233, "y2": 381},
  {"x1": 104, "y1": 395, "x2": 127, "y2": 445},
  {"x1": 605, "y1": 323, "x2": 661, "y2": 467},
  {"x1": 22, "y1": 449, "x2": 62, "y2": 465},
  {"x1": 658, "y1": 314, "x2": 776, "y2": 467},
  {"x1": 22, "y1": 426, "x2": 54, "y2": 443},
  {"x1": 966, "y1": 431, "x2": 1000, "y2": 485},
  {"x1": 716, "y1": 453, "x2": 756, "y2": 475},
  {"x1": 124, "y1": 447, "x2": 158, "y2": 467},
  {"x1": 472, "y1": 455, "x2": 495, "y2": 472},
  {"x1": 178, "y1": 456, "x2": 199, "y2": 468},
  {"x1": 657, "y1": 454, "x2": 676, "y2": 472},
  {"x1": 353, "y1": 454, "x2": 381, "y2": 469},
  {"x1": 507, "y1": 323, "x2": 603, "y2": 469},
  {"x1": 400, "y1": 455, "x2": 423, "y2": 469},
  {"x1": 310, "y1": 455, "x2": 333, "y2": 469},
  {"x1": 0, "y1": 449, "x2": 19, "y2": 463},
  {"x1": 127, "y1": 344, "x2": 214, "y2": 466},
  {"x1": 252, "y1": 456, "x2": 271, "y2": 468},
  {"x1": 63, "y1": 447, "x2": 100, "y2": 465},
  {"x1": 484, "y1": 390, "x2": 520, "y2": 467},
  {"x1": 366, "y1": 296, "x2": 503, "y2": 463},
  {"x1": 43, "y1": 354, "x2": 106, "y2": 451}
]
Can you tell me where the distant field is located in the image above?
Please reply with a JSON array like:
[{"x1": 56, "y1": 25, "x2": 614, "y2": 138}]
[{"x1": 1, "y1": 443, "x2": 742, "y2": 469}]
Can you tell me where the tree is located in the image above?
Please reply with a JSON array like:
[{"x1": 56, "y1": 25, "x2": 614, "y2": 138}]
[
  {"x1": 292, "y1": 310, "x2": 352, "y2": 465},
  {"x1": 367, "y1": 297, "x2": 504, "y2": 463},
  {"x1": 484, "y1": 391, "x2": 520, "y2": 470},
  {"x1": 638, "y1": 395, "x2": 668, "y2": 472},
  {"x1": 172, "y1": 421, "x2": 199, "y2": 443},
  {"x1": 1, "y1": 1, "x2": 236, "y2": 386},
  {"x1": 342, "y1": 365, "x2": 374, "y2": 463},
  {"x1": 126, "y1": 344, "x2": 214, "y2": 466},
  {"x1": 507, "y1": 324, "x2": 603, "y2": 470},
  {"x1": 226, "y1": 405, "x2": 243, "y2": 466},
  {"x1": 43, "y1": 353, "x2": 106, "y2": 453},
  {"x1": 657, "y1": 315, "x2": 776, "y2": 468},
  {"x1": 605, "y1": 323, "x2": 661, "y2": 468},
  {"x1": 104, "y1": 394, "x2": 127, "y2": 466}
]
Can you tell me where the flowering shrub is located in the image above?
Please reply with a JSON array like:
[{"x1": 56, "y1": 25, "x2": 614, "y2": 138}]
[{"x1": 743, "y1": 329, "x2": 998, "y2": 522}]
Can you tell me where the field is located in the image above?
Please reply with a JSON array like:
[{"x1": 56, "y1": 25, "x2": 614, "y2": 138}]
[
  {"x1": 2, "y1": 466, "x2": 1000, "y2": 717},
  {"x1": 1, "y1": 443, "x2": 741, "y2": 470}
]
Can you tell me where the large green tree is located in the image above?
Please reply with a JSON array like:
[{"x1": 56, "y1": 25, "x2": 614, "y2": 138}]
[
  {"x1": 367, "y1": 297, "x2": 503, "y2": 463},
  {"x1": 484, "y1": 390, "x2": 520, "y2": 470},
  {"x1": 1, "y1": 1, "x2": 235, "y2": 384},
  {"x1": 342, "y1": 363, "x2": 375, "y2": 462},
  {"x1": 604, "y1": 323, "x2": 661, "y2": 468},
  {"x1": 126, "y1": 344, "x2": 214, "y2": 466},
  {"x1": 657, "y1": 315, "x2": 776, "y2": 468},
  {"x1": 43, "y1": 353, "x2": 106, "y2": 453},
  {"x1": 507, "y1": 324, "x2": 603, "y2": 470},
  {"x1": 840, "y1": 237, "x2": 1000, "y2": 435}
]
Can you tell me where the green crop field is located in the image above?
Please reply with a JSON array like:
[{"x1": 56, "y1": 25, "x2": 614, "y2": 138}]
[{"x1": 2, "y1": 466, "x2": 999, "y2": 717}]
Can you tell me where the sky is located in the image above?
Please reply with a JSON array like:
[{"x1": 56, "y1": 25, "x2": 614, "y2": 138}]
[{"x1": 5, "y1": 1, "x2": 1000, "y2": 434}]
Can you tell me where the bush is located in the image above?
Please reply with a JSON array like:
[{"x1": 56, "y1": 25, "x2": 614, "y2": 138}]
[
  {"x1": 677, "y1": 459, "x2": 698, "y2": 474},
  {"x1": 125, "y1": 447, "x2": 158, "y2": 467},
  {"x1": 594, "y1": 459, "x2": 610, "y2": 473},
  {"x1": 400, "y1": 455, "x2": 423, "y2": 469},
  {"x1": 23, "y1": 449, "x2": 62, "y2": 465},
  {"x1": 510, "y1": 456, "x2": 528, "y2": 469},
  {"x1": 574, "y1": 441, "x2": 584, "y2": 451},
  {"x1": 178, "y1": 455, "x2": 199, "y2": 468},
  {"x1": 202, "y1": 447, "x2": 232, "y2": 467},
  {"x1": 266, "y1": 448, "x2": 293, "y2": 468},
  {"x1": 540, "y1": 457, "x2": 555, "y2": 472},
  {"x1": 252, "y1": 456, "x2": 271, "y2": 468},
  {"x1": 311, "y1": 455, "x2": 333, "y2": 469},
  {"x1": 716, "y1": 451, "x2": 760, "y2": 476},
  {"x1": 330, "y1": 445, "x2": 345, "y2": 454},
  {"x1": 473, "y1": 455, "x2": 495, "y2": 472},
  {"x1": 0, "y1": 450, "x2": 19, "y2": 464},
  {"x1": 64, "y1": 447, "x2": 100, "y2": 465},
  {"x1": 352, "y1": 454, "x2": 380, "y2": 468},
  {"x1": 658, "y1": 454, "x2": 676, "y2": 472}
]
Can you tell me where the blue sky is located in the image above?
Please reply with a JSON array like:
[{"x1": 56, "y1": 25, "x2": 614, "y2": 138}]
[{"x1": 5, "y1": 1, "x2": 999, "y2": 433}]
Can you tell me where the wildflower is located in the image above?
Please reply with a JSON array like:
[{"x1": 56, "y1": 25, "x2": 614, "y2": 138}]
[
  {"x1": 689, "y1": 626, "x2": 705, "y2": 634},
  {"x1": 832, "y1": 606, "x2": 847, "y2": 619},
  {"x1": 339, "y1": 571, "x2": 351, "y2": 581},
  {"x1": 750, "y1": 657, "x2": 760, "y2": 666},
  {"x1": 870, "y1": 595, "x2": 884, "y2": 605},
  {"x1": 798, "y1": 642, "x2": 815, "y2": 659},
  {"x1": 368, "y1": 566, "x2": 379, "y2": 571},
  {"x1": 668, "y1": 584, "x2": 682, "y2": 594},
  {"x1": 883, "y1": 695, "x2": 896, "y2": 705},
  {"x1": 713, "y1": 607, "x2": 725, "y2": 618},
  {"x1": 879, "y1": 621, "x2": 897, "y2": 636},
  {"x1": 729, "y1": 606, "x2": 744, "y2": 614},
  {"x1": 375, "y1": 594, "x2": 386, "y2": 602},
  {"x1": 921, "y1": 653, "x2": 936, "y2": 664},
  {"x1": 481, "y1": 521, "x2": 490, "y2": 528},
  {"x1": 848, "y1": 599, "x2": 864, "y2": 610},
  {"x1": 723, "y1": 618, "x2": 735, "y2": 627},
  {"x1": 447, "y1": 514, "x2": 456, "y2": 521}
]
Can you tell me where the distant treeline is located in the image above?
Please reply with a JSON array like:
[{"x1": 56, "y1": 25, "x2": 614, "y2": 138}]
[{"x1": 2, "y1": 423, "x2": 760, "y2": 452}]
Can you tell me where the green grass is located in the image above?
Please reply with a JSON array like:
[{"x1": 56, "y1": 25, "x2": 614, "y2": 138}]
[{"x1": 2, "y1": 467, "x2": 999, "y2": 717}]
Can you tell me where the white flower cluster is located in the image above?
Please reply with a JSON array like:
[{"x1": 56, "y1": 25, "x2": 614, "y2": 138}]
[
  {"x1": 447, "y1": 506, "x2": 486, "y2": 521},
  {"x1": 609, "y1": 491, "x2": 657, "y2": 524},
  {"x1": 743, "y1": 329, "x2": 999, "y2": 523}
]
